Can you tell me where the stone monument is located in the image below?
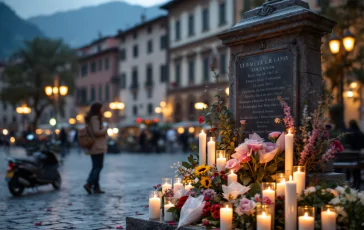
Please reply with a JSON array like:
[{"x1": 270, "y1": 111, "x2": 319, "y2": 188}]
[{"x1": 218, "y1": 0, "x2": 336, "y2": 138}]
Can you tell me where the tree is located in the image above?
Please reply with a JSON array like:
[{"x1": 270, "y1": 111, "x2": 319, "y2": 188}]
[{"x1": 1, "y1": 37, "x2": 78, "y2": 129}]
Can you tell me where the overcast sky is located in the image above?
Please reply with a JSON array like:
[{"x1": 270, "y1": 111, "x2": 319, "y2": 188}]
[{"x1": 0, "y1": 0, "x2": 168, "y2": 19}]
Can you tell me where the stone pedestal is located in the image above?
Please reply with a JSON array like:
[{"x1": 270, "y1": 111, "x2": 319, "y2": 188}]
[
  {"x1": 218, "y1": 0, "x2": 336, "y2": 138},
  {"x1": 126, "y1": 216, "x2": 205, "y2": 230}
]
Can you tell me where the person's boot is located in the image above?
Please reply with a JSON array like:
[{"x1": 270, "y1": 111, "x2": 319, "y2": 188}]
[
  {"x1": 93, "y1": 188, "x2": 105, "y2": 194},
  {"x1": 83, "y1": 184, "x2": 92, "y2": 194}
]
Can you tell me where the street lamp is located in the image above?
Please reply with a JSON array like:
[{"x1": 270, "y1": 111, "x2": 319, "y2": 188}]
[
  {"x1": 225, "y1": 87, "x2": 229, "y2": 96},
  {"x1": 104, "y1": 111, "x2": 112, "y2": 119},
  {"x1": 16, "y1": 104, "x2": 31, "y2": 114},
  {"x1": 195, "y1": 102, "x2": 207, "y2": 110},
  {"x1": 69, "y1": 118, "x2": 76, "y2": 125},
  {"x1": 45, "y1": 76, "x2": 68, "y2": 128},
  {"x1": 109, "y1": 101, "x2": 125, "y2": 110}
]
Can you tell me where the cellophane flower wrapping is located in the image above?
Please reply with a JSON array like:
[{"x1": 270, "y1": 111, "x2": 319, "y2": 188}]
[{"x1": 177, "y1": 195, "x2": 205, "y2": 229}]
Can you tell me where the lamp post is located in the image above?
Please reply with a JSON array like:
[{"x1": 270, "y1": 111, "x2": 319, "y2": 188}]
[
  {"x1": 45, "y1": 76, "x2": 68, "y2": 128},
  {"x1": 16, "y1": 103, "x2": 31, "y2": 131},
  {"x1": 328, "y1": 29, "x2": 355, "y2": 128}
]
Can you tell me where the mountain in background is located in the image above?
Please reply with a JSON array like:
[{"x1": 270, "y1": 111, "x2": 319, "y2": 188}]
[
  {"x1": 29, "y1": 1, "x2": 165, "y2": 48},
  {"x1": 0, "y1": 2, "x2": 43, "y2": 59}
]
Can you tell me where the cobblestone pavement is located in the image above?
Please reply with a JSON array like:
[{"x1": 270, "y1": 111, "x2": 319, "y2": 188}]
[{"x1": 0, "y1": 147, "x2": 187, "y2": 230}]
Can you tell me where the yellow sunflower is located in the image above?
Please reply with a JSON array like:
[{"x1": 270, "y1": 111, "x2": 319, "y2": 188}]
[
  {"x1": 194, "y1": 165, "x2": 210, "y2": 175},
  {"x1": 200, "y1": 176, "x2": 212, "y2": 189}
]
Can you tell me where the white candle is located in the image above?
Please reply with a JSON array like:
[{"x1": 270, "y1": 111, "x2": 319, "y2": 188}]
[
  {"x1": 220, "y1": 205, "x2": 233, "y2": 230},
  {"x1": 185, "y1": 182, "x2": 194, "y2": 192},
  {"x1": 285, "y1": 176, "x2": 297, "y2": 230},
  {"x1": 149, "y1": 195, "x2": 161, "y2": 219},
  {"x1": 162, "y1": 182, "x2": 172, "y2": 194},
  {"x1": 207, "y1": 137, "x2": 216, "y2": 167},
  {"x1": 216, "y1": 152, "x2": 227, "y2": 172},
  {"x1": 228, "y1": 170, "x2": 237, "y2": 186},
  {"x1": 299, "y1": 212, "x2": 314, "y2": 230},
  {"x1": 285, "y1": 129, "x2": 294, "y2": 176},
  {"x1": 164, "y1": 201, "x2": 175, "y2": 222},
  {"x1": 257, "y1": 211, "x2": 272, "y2": 230},
  {"x1": 199, "y1": 130, "x2": 207, "y2": 165},
  {"x1": 262, "y1": 186, "x2": 276, "y2": 204},
  {"x1": 173, "y1": 182, "x2": 183, "y2": 193},
  {"x1": 293, "y1": 167, "x2": 306, "y2": 195},
  {"x1": 321, "y1": 208, "x2": 336, "y2": 230},
  {"x1": 276, "y1": 179, "x2": 286, "y2": 197}
]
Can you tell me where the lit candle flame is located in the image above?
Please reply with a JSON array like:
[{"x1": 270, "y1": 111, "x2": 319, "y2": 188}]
[
  {"x1": 267, "y1": 186, "x2": 271, "y2": 191},
  {"x1": 231, "y1": 170, "x2": 234, "y2": 174},
  {"x1": 262, "y1": 211, "x2": 266, "y2": 216},
  {"x1": 219, "y1": 153, "x2": 222, "y2": 158},
  {"x1": 281, "y1": 178, "x2": 286, "y2": 183},
  {"x1": 168, "y1": 201, "x2": 172, "y2": 205},
  {"x1": 288, "y1": 129, "x2": 292, "y2": 134},
  {"x1": 154, "y1": 194, "x2": 157, "y2": 198},
  {"x1": 328, "y1": 209, "x2": 331, "y2": 213},
  {"x1": 289, "y1": 175, "x2": 293, "y2": 181},
  {"x1": 226, "y1": 205, "x2": 228, "y2": 209},
  {"x1": 210, "y1": 137, "x2": 213, "y2": 141},
  {"x1": 298, "y1": 167, "x2": 300, "y2": 172},
  {"x1": 188, "y1": 182, "x2": 191, "y2": 186},
  {"x1": 201, "y1": 130, "x2": 204, "y2": 134},
  {"x1": 304, "y1": 212, "x2": 308, "y2": 217}
]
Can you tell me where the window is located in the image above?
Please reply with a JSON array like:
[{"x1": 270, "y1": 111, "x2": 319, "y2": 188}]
[
  {"x1": 133, "y1": 105, "x2": 138, "y2": 116},
  {"x1": 244, "y1": 0, "x2": 251, "y2": 12},
  {"x1": 188, "y1": 14, "x2": 194, "y2": 36},
  {"x1": 98, "y1": 85, "x2": 102, "y2": 101},
  {"x1": 175, "y1": 20, "x2": 181, "y2": 41},
  {"x1": 81, "y1": 88, "x2": 87, "y2": 104},
  {"x1": 146, "y1": 65, "x2": 153, "y2": 85},
  {"x1": 12, "y1": 115, "x2": 16, "y2": 123},
  {"x1": 220, "y1": 53, "x2": 226, "y2": 74},
  {"x1": 147, "y1": 89, "x2": 152, "y2": 98},
  {"x1": 147, "y1": 25, "x2": 152, "y2": 34},
  {"x1": 81, "y1": 64, "x2": 88, "y2": 77},
  {"x1": 175, "y1": 63, "x2": 181, "y2": 87},
  {"x1": 3, "y1": 116, "x2": 7, "y2": 124},
  {"x1": 148, "y1": 103, "x2": 153, "y2": 115},
  {"x1": 188, "y1": 60, "x2": 195, "y2": 84},
  {"x1": 160, "y1": 65, "x2": 167, "y2": 82},
  {"x1": 133, "y1": 45, "x2": 138, "y2": 58},
  {"x1": 105, "y1": 83, "x2": 109, "y2": 101},
  {"x1": 219, "y1": 2, "x2": 226, "y2": 26},
  {"x1": 202, "y1": 8, "x2": 209, "y2": 31},
  {"x1": 147, "y1": 40, "x2": 153, "y2": 54},
  {"x1": 98, "y1": 59, "x2": 102, "y2": 71},
  {"x1": 160, "y1": 35, "x2": 167, "y2": 50},
  {"x1": 120, "y1": 49, "x2": 126, "y2": 61},
  {"x1": 132, "y1": 68, "x2": 138, "y2": 87},
  {"x1": 105, "y1": 57, "x2": 109, "y2": 70},
  {"x1": 120, "y1": 73, "x2": 126, "y2": 89},
  {"x1": 203, "y1": 57, "x2": 209, "y2": 82},
  {"x1": 133, "y1": 31, "x2": 137, "y2": 39},
  {"x1": 91, "y1": 86, "x2": 96, "y2": 101},
  {"x1": 91, "y1": 61, "x2": 96, "y2": 73}
]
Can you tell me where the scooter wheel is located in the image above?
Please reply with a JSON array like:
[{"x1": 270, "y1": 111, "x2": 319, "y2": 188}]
[
  {"x1": 8, "y1": 178, "x2": 25, "y2": 196},
  {"x1": 52, "y1": 171, "x2": 61, "y2": 190}
]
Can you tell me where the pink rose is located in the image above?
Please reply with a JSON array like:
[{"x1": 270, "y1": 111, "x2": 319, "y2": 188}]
[
  {"x1": 264, "y1": 142, "x2": 276, "y2": 153},
  {"x1": 254, "y1": 194, "x2": 261, "y2": 203},
  {"x1": 268, "y1": 132, "x2": 281, "y2": 139},
  {"x1": 263, "y1": 196, "x2": 273, "y2": 205},
  {"x1": 235, "y1": 198, "x2": 257, "y2": 216},
  {"x1": 225, "y1": 159, "x2": 241, "y2": 173},
  {"x1": 232, "y1": 143, "x2": 251, "y2": 163},
  {"x1": 246, "y1": 140, "x2": 263, "y2": 151}
]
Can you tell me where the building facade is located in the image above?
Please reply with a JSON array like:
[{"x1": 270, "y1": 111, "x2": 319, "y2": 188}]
[
  {"x1": 118, "y1": 16, "x2": 168, "y2": 123},
  {"x1": 161, "y1": 0, "x2": 243, "y2": 122},
  {"x1": 75, "y1": 36, "x2": 120, "y2": 124}
]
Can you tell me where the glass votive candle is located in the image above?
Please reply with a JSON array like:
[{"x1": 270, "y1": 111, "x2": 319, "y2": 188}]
[
  {"x1": 256, "y1": 204, "x2": 273, "y2": 230},
  {"x1": 293, "y1": 166, "x2": 306, "y2": 195},
  {"x1": 149, "y1": 191, "x2": 161, "y2": 220},
  {"x1": 216, "y1": 150, "x2": 227, "y2": 172},
  {"x1": 275, "y1": 173, "x2": 286, "y2": 197},
  {"x1": 162, "y1": 178, "x2": 172, "y2": 193},
  {"x1": 321, "y1": 204, "x2": 336, "y2": 230},
  {"x1": 173, "y1": 178, "x2": 183, "y2": 193},
  {"x1": 220, "y1": 202, "x2": 233, "y2": 230},
  {"x1": 298, "y1": 206, "x2": 315, "y2": 230},
  {"x1": 262, "y1": 182, "x2": 276, "y2": 204},
  {"x1": 164, "y1": 197, "x2": 177, "y2": 222},
  {"x1": 184, "y1": 180, "x2": 194, "y2": 192}
]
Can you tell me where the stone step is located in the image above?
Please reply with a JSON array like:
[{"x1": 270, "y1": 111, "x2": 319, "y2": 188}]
[{"x1": 126, "y1": 216, "x2": 206, "y2": 230}]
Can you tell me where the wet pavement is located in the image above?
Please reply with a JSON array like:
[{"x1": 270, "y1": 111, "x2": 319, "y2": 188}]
[{"x1": 0, "y1": 147, "x2": 187, "y2": 229}]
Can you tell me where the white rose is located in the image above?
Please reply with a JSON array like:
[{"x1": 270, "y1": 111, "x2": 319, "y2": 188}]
[
  {"x1": 358, "y1": 192, "x2": 364, "y2": 205},
  {"x1": 304, "y1": 186, "x2": 316, "y2": 196},
  {"x1": 194, "y1": 178, "x2": 199, "y2": 183},
  {"x1": 335, "y1": 186, "x2": 345, "y2": 194},
  {"x1": 327, "y1": 188, "x2": 338, "y2": 197},
  {"x1": 329, "y1": 196, "x2": 341, "y2": 205}
]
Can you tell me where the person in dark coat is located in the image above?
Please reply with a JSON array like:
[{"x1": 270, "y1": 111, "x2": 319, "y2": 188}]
[{"x1": 59, "y1": 128, "x2": 68, "y2": 156}]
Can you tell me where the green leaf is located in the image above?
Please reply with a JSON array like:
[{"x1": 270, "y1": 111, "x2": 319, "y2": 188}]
[{"x1": 182, "y1": 162, "x2": 191, "y2": 168}]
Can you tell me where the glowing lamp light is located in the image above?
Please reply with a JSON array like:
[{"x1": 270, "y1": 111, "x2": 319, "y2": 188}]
[
  {"x1": 16, "y1": 104, "x2": 31, "y2": 114},
  {"x1": 76, "y1": 114, "x2": 83, "y2": 121},
  {"x1": 347, "y1": 90, "x2": 354, "y2": 98},
  {"x1": 136, "y1": 117, "x2": 143, "y2": 123},
  {"x1": 10, "y1": 137, "x2": 15, "y2": 143},
  {"x1": 49, "y1": 118, "x2": 57, "y2": 126},
  {"x1": 329, "y1": 32, "x2": 341, "y2": 54},
  {"x1": 55, "y1": 129, "x2": 60, "y2": 135},
  {"x1": 45, "y1": 86, "x2": 53, "y2": 96},
  {"x1": 69, "y1": 118, "x2": 76, "y2": 125},
  {"x1": 153, "y1": 118, "x2": 159, "y2": 123},
  {"x1": 350, "y1": 82, "x2": 358, "y2": 89},
  {"x1": 52, "y1": 87, "x2": 59, "y2": 95},
  {"x1": 112, "y1": 128, "x2": 119, "y2": 134},
  {"x1": 343, "y1": 30, "x2": 355, "y2": 52},
  {"x1": 177, "y1": 127, "x2": 185, "y2": 134},
  {"x1": 160, "y1": 101, "x2": 166, "y2": 108},
  {"x1": 109, "y1": 101, "x2": 125, "y2": 110},
  {"x1": 103, "y1": 111, "x2": 112, "y2": 118},
  {"x1": 2, "y1": 129, "x2": 9, "y2": 135},
  {"x1": 155, "y1": 107, "x2": 162, "y2": 114},
  {"x1": 35, "y1": 129, "x2": 43, "y2": 135},
  {"x1": 225, "y1": 87, "x2": 229, "y2": 96},
  {"x1": 59, "y1": 85, "x2": 68, "y2": 96},
  {"x1": 107, "y1": 128, "x2": 113, "y2": 136},
  {"x1": 195, "y1": 102, "x2": 207, "y2": 110},
  {"x1": 188, "y1": 127, "x2": 195, "y2": 134}
]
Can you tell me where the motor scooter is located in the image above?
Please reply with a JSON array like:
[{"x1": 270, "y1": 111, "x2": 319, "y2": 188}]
[{"x1": 5, "y1": 138, "x2": 61, "y2": 196}]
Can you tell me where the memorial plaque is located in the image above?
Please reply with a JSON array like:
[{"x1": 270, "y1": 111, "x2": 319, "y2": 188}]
[{"x1": 236, "y1": 49, "x2": 294, "y2": 138}]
